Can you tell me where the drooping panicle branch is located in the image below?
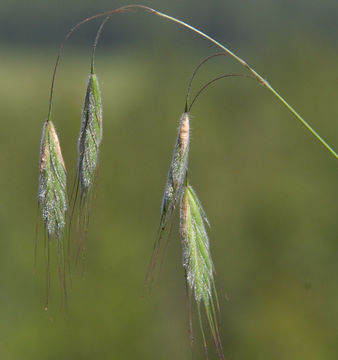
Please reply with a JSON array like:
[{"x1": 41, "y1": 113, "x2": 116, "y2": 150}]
[
  {"x1": 46, "y1": 5, "x2": 155, "y2": 121},
  {"x1": 185, "y1": 52, "x2": 229, "y2": 108},
  {"x1": 46, "y1": 4, "x2": 337, "y2": 157},
  {"x1": 91, "y1": 16, "x2": 111, "y2": 74},
  {"x1": 189, "y1": 73, "x2": 254, "y2": 111},
  {"x1": 150, "y1": 8, "x2": 338, "y2": 159}
]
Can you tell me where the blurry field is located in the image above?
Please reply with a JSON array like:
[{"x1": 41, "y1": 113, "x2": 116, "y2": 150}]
[{"x1": 0, "y1": 37, "x2": 337, "y2": 360}]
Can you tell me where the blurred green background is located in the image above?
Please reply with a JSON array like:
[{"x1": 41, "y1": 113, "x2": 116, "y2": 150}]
[{"x1": 0, "y1": 1, "x2": 337, "y2": 359}]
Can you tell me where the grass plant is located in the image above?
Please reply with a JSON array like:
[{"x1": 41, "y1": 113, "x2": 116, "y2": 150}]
[{"x1": 36, "y1": 4, "x2": 337, "y2": 357}]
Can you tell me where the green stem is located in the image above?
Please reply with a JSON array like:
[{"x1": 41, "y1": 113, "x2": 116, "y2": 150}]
[
  {"x1": 91, "y1": 16, "x2": 110, "y2": 74},
  {"x1": 47, "y1": 5, "x2": 134, "y2": 122},
  {"x1": 153, "y1": 9, "x2": 337, "y2": 159},
  {"x1": 48, "y1": 4, "x2": 337, "y2": 159}
]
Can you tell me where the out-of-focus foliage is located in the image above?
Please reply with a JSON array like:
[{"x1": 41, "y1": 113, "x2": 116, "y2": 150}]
[
  {"x1": 1, "y1": 0, "x2": 337, "y2": 46},
  {"x1": 0, "y1": 1, "x2": 337, "y2": 359}
]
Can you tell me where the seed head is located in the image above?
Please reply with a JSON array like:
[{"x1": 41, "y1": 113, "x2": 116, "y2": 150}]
[
  {"x1": 38, "y1": 121, "x2": 67, "y2": 239},
  {"x1": 160, "y1": 112, "x2": 190, "y2": 229},
  {"x1": 180, "y1": 184, "x2": 212, "y2": 303},
  {"x1": 78, "y1": 73, "x2": 103, "y2": 195},
  {"x1": 145, "y1": 112, "x2": 190, "y2": 290}
]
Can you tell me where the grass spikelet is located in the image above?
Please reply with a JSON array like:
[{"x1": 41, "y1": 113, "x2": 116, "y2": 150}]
[
  {"x1": 145, "y1": 111, "x2": 190, "y2": 289},
  {"x1": 78, "y1": 72, "x2": 103, "y2": 196},
  {"x1": 181, "y1": 183, "x2": 223, "y2": 359},
  {"x1": 72, "y1": 71, "x2": 103, "y2": 267},
  {"x1": 38, "y1": 120, "x2": 67, "y2": 239},
  {"x1": 69, "y1": 19, "x2": 109, "y2": 269},
  {"x1": 160, "y1": 111, "x2": 190, "y2": 230}
]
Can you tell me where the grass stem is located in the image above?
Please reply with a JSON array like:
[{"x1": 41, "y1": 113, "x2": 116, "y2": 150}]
[
  {"x1": 47, "y1": 4, "x2": 337, "y2": 158},
  {"x1": 153, "y1": 8, "x2": 337, "y2": 159}
]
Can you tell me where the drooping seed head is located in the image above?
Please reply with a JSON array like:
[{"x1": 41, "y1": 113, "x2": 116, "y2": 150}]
[
  {"x1": 181, "y1": 184, "x2": 223, "y2": 357},
  {"x1": 145, "y1": 112, "x2": 191, "y2": 291},
  {"x1": 160, "y1": 112, "x2": 190, "y2": 229},
  {"x1": 180, "y1": 184, "x2": 213, "y2": 303},
  {"x1": 78, "y1": 72, "x2": 103, "y2": 195},
  {"x1": 38, "y1": 121, "x2": 67, "y2": 239}
]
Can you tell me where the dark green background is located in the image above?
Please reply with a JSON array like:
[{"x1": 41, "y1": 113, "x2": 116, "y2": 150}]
[{"x1": 0, "y1": 1, "x2": 337, "y2": 359}]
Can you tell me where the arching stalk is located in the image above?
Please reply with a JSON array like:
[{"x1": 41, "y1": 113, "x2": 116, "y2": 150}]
[
  {"x1": 185, "y1": 53, "x2": 229, "y2": 109},
  {"x1": 46, "y1": 4, "x2": 337, "y2": 158},
  {"x1": 152, "y1": 8, "x2": 337, "y2": 159},
  {"x1": 188, "y1": 73, "x2": 254, "y2": 111}
]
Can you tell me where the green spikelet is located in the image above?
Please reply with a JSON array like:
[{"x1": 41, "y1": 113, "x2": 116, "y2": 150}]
[
  {"x1": 38, "y1": 121, "x2": 67, "y2": 239},
  {"x1": 78, "y1": 72, "x2": 103, "y2": 195},
  {"x1": 160, "y1": 111, "x2": 190, "y2": 230},
  {"x1": 145, "y1": 112, "x2": 190, "y2": 288},
  {"x1": 181, "y1": 184, "x2": 212, "y2": 303},
  {"x1": 181, "y1": 183, "x2": 223, "y2": 358}
]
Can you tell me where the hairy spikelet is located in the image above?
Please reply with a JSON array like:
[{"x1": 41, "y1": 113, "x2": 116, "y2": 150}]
[
  {"x1": 145, "y1": 112, "x2": 190, "y2": 289},
  {"x1": 181, "y1": 184, "x2": 223, "y2": 358},
  {"x1": 38, "y1": 121, "x2": 67, "y2": 239},
  {"x1": 78, "y1": 72, "x2": 103, "y2": 195},
  {"x1": 180, "y1": 184, "x2": 212, "y2": 303},
  {"x1": 160, "y1": 111, "x2": 190, "y2": 229}
]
